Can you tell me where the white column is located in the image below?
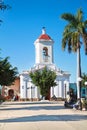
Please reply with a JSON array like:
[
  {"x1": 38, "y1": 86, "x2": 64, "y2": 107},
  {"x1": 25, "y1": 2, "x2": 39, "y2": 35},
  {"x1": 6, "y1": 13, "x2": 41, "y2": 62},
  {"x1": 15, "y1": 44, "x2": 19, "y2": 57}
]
[
  {"x1": 58, "y1": 81, "x2": 63, "y2": 98},
  {"x1": 20, "y1": 75, "x2": 25, "y2": 99},
  {"x1": 34, "y1": 87, "x2": 37, "y2": 98},
  {"x1": 54, "y1": 85, "x2": 58, "y2": 97},
  {"x1": 50, "y1": 87, "x2": 54, "y2": 97},
  {"x1": 27, "y1": 82, "x2": 29, "y2": 98},
  {"x1": 22, "y1": 80, "x2": 27, "y2": 99},
  {"x1": 31, "y1": 86, "x2": 35, "y2": 99},
  {"x1": 66, "y1": 81, "x2": 69, "y2": 93},
  {"x1": 23, "y1": 78, "x2": 29, "y2": 99},
  {"x1": 62, "y1": 81, "x2": 64, "y2": 98}
]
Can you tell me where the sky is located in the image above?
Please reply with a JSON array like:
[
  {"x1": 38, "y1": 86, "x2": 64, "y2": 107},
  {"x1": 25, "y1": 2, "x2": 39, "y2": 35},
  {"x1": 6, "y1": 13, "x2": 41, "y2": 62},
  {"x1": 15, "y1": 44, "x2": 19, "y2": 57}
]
[{"x1": 0, "y1": 0, "x2": 87, "y2": 83}]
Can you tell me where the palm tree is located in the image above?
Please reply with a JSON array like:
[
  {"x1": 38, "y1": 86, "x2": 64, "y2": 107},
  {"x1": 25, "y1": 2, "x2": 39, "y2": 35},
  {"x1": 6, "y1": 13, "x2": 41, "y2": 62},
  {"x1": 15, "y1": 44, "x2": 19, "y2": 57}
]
[{"x1": 61, "y1": 8, "x2": 87, "y2": 99}]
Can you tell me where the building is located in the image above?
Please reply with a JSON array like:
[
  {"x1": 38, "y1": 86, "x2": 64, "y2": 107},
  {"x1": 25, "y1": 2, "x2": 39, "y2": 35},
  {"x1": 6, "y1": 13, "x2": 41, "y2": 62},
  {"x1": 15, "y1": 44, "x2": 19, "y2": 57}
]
[
  {"x1": 20, "y1": 27, "x2": 70, "y2": 101},
  {"x1": 1, "y1": 77, "x2": 20, "y2": 100}
]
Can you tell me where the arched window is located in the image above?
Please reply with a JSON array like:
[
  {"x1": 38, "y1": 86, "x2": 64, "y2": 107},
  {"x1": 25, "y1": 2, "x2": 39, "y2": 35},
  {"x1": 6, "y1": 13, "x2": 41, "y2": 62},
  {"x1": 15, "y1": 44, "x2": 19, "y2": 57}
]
[{"x1": 43, "y1": 47, "x2": 48, "y2": 62}]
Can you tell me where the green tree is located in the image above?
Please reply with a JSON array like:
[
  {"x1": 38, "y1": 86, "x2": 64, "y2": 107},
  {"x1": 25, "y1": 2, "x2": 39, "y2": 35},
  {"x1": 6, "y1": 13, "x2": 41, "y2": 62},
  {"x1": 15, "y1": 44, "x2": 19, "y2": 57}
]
[
  {"x1": 0, "y1": 1, "x2": 15, "y2": 86},
  {"x1": 0, "y1": 57, "x2": 18, "y2": 86},
  {"x1": 61, "y1": 8, "x2": 87, "y2": 99},
  {"x1": 81, "y1": 73, "x2": 87, "y2": 99},
  {"x1": 29, "y1": 67, "x2": 57, "y2": 99},
  {"x1": 81, "y1": 73, "x2": 87, "y2": 87}
]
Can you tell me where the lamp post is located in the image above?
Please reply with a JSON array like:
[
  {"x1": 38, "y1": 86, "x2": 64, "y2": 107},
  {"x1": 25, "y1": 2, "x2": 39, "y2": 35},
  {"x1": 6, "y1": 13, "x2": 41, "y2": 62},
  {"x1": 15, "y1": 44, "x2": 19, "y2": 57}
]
[{"x1": 64, "y1": 81, "x2": 67, "y2": 99}]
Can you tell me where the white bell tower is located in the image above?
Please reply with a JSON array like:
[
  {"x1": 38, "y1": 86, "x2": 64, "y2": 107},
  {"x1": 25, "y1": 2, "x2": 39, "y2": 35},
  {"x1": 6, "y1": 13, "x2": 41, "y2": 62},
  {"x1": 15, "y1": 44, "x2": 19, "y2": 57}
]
[{"x1": 34, "y1": 27, "x2": 54, "y2": 65}]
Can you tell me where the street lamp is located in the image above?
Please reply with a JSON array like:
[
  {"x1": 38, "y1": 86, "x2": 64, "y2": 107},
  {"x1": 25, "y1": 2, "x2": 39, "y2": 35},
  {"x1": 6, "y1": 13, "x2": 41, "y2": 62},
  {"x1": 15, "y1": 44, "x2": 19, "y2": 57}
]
[
  {"x1": 64, "y1": 81, "x2": 67, "y2": 99},
  {"x1": 85, "y1": 82, "x2": 87, "y2": 86},
  {"x1": 77, "y1": 77, "x2": 83, "y2": 82}
]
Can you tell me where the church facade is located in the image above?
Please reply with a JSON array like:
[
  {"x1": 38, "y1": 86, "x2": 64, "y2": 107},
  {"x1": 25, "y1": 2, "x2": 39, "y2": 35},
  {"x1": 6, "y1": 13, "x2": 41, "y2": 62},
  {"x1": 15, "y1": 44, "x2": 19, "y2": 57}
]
[{"x1": 20, "y1": 28, "x2": 70, "y2": 100}]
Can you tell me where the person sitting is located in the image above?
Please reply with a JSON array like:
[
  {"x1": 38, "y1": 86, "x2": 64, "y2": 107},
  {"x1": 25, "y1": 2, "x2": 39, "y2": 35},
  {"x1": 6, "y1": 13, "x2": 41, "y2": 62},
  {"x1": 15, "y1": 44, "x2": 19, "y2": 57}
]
[{"x1": 73, "y1": 99, "x2": 80, "y2": 110}]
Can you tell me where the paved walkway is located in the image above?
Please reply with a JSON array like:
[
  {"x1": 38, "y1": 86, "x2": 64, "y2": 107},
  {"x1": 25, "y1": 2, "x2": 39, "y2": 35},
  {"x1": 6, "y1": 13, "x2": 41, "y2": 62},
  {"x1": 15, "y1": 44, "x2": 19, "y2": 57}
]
[{"x1": 0, "y1": 101, "x2": 87, "y2": 130}]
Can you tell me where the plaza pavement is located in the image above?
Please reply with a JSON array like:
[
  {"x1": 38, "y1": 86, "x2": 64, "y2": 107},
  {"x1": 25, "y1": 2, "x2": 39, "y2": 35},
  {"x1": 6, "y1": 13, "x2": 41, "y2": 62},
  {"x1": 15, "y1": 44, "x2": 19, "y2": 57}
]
[{"x1": 0, "y1": 101, "x2": 87, "y2": 130}]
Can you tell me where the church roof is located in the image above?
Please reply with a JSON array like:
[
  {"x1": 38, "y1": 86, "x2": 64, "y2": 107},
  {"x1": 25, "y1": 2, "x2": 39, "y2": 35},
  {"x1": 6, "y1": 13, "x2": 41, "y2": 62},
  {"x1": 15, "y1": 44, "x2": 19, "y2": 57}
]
[
  {"x1": 39, "y1": 34, "x2": 51, "y2": 40},
  {"x1": 38, "y1": 27, "x2": 52, "y2": 40}
]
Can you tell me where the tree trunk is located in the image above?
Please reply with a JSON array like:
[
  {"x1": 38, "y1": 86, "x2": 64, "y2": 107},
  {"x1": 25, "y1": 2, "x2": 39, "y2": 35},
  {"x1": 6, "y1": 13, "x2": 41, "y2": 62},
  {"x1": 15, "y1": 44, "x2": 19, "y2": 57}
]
[{"x1": 77, "y1": 47, "x2": 81, "y2": 99}]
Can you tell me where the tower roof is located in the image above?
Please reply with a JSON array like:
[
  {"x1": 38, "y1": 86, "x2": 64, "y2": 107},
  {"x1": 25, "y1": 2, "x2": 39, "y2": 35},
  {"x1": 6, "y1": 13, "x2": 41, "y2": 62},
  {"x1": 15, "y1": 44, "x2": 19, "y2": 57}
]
[
  {"x1": 39, "y1": 34, "x2": 51, "y2": 40},
  {"x1": 38, "y1": 27, "x2": 52, "y2": 40}
]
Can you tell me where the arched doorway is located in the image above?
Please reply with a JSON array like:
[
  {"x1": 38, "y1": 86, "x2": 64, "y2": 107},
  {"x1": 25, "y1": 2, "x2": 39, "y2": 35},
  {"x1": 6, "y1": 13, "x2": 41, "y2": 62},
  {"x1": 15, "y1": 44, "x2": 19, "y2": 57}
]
[{"x1": 8, "y1": 89, "x2": 14, "y2": 98}]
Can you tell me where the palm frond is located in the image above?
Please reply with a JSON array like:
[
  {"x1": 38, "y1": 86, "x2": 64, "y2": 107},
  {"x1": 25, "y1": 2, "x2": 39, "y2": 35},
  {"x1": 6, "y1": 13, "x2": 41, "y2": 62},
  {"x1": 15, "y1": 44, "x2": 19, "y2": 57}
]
[
  {"x1": 61, "y1": 8, "x2": 87, "y2": 55},
  {"x1": 61, "y1": 13, "x2": 78, "y2": 27},
  {"x1": 76, "y1": 8, "x2": 83, "y2": 22}
]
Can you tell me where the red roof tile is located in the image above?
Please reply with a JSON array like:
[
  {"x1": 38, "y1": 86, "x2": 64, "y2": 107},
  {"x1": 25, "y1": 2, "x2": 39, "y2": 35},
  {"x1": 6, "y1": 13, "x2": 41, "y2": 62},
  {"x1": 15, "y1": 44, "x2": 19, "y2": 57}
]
[{"x1": 38, "y1": 34, "x2": 51, "y2": 40}]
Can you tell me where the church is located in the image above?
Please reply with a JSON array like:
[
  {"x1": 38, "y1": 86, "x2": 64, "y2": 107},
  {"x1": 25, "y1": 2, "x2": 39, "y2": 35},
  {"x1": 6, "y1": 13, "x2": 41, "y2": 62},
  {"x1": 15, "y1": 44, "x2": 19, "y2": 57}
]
[{"x1": 20, "y1": 27, "x2": 70, "y2": 101}]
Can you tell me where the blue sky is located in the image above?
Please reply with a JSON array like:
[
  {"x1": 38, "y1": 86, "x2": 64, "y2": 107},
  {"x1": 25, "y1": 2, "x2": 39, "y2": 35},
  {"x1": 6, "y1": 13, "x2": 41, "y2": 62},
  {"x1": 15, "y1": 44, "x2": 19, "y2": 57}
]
[{"x1": 0, "y1": 0, "x2": 87, "y2": 83}]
